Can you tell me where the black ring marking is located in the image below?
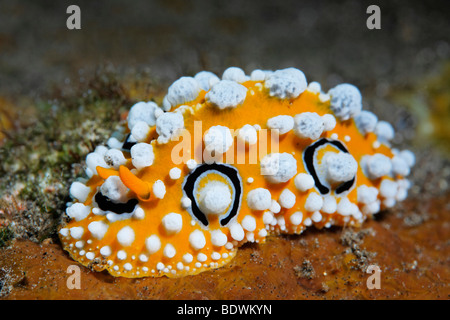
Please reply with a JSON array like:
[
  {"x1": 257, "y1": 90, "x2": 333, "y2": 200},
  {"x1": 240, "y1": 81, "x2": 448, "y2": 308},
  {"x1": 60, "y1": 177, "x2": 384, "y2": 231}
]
[
  {"x1": 335, "y1": 178, "x2": 356, "y2": 194},
  {"x1": 183, "y1": 163, "x2": 242, "y2": 227},
  {"x1": 122, "y1": 133, "x2": 136, "y2": 151},
  {"x1": 303, "y1": 138, "x2": 355, "y2": 195},
  {"x1": 95, "y1": 192, "x2": 138, "y2": 214},
  {"x1": 304, "y1": 139, "x2": 330, "y2": 194}
]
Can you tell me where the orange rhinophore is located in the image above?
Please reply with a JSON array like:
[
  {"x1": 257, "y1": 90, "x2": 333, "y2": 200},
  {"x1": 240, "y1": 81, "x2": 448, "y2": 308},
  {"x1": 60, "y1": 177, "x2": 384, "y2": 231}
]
[
  {"x1": 59, "y1": 67, "x2": 415, "y2": 278},
  {"x1": 118, "y1": 165, "x2": 151, "y2": 200}
]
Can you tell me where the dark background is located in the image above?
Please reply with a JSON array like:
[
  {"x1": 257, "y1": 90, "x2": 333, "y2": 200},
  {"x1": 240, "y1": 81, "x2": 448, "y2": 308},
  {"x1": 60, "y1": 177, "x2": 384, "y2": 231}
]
[{"x1": 1, "y1": 0, "x2": 448, "y2": 99}]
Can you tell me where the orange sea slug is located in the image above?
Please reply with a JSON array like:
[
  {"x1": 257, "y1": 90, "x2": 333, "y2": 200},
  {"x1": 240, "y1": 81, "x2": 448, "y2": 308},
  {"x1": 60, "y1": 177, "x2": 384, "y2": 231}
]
[{"x1": 59, "y1": 67, "x2": 415, "y2": 278}]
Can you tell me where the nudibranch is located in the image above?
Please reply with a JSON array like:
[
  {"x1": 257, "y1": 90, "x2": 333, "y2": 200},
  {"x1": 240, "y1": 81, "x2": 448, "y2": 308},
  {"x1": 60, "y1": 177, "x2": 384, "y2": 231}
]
[{"x1": 59, "y1": 67, "x2": 415, "y2": 278}]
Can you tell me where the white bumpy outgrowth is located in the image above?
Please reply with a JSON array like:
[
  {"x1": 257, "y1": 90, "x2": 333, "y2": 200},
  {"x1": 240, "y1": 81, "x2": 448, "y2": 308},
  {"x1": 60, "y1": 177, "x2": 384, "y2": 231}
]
[
  {"x1": 100, "y1": 175, "x2": 129, "y2": 203},
  {"x1": 162, "y1": 77, "x2": 202, "y2": 111},
  {"x1": 328, "y1": 83, "x2": 362, "y2": 121},
  {"x1": 130, "y1": 142, "x2": 155, "y2": 170},
  {"x1": 354, "y1": 110, "x2": 378, "y2": 135},
  {"x1": 264, "y1": 68, "x2": 307, "y2": 99},
  {"x1": 155, "y1": 112, "x2": 184, "y2": 144},
  {"x1": 194, "y1": 71, "x2": 220, "y2": 91},
  {"x1": 222, "y1": 67, "x2": 247, "y2": 83},
  {"x1": 205, "y1": 80, "x2": 248, "y2": 110},
  {"x1": 198, "y1": 181, "x2": 232, "y2": 215},
  {"x1": 247, "y1": 188, "x2": 272, "y2": 211},
  {"x1": 260, "y1": 153, "x2": 297, "y2": 183},
  {"x1": 267, "y1": 115, "x2": 294, "y2": 135},
  {"x1": 293, "y1": 112, "x2": 325, "y2": 140},
  {"x1": 203, "y1": 125, "x2": 233, "y2": 155},
  {"x1": 127, "y1": 101, "x2": 159, "y2": 130},
  {"x1": 323, "y1": 152, "x2": 358, "y2": 185}
]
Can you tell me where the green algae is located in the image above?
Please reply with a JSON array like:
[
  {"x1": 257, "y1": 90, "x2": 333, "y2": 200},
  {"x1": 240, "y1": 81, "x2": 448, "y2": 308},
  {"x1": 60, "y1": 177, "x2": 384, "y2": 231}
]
[{"x1": 0, "y1": 225, "x2": 14, "y2": 248}]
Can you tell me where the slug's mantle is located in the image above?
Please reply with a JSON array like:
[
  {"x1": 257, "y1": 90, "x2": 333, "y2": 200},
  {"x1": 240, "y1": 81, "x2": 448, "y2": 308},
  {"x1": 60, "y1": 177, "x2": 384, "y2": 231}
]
[{"x1": 59, "y1": 67, "x2": 415, "y2": 278}]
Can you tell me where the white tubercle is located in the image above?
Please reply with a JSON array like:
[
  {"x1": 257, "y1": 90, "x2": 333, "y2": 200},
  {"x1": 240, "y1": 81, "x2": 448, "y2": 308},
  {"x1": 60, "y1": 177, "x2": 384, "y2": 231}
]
[
  {"x1": 203, "y1": 125, "x2": 233, "y2": 154},
  {"x1": 307, "y1": 81, "x2": 321, "y2": 93},
  {"x1": 186, "y1": 159, "x2": 198, "y2": 171},
  {"x1": 354, "y1": 110, "x2": 378, "y2": 135},
  {"x1": 117, "y1": 226, "x2": 135, "y2": 247},
  {"x1": 145, "y1": 235, "x2": 161, "y2": 254},
  {"x1": 336, "y1": 197, "x2": 358, "y2": 216},
  {"x1": 294, "y1": 112, "x2": 325, "y2": 140},
  {"x1": 294, "y1": 173, "x2": 315, "y2": 192},
  {"x1": 100, "y1": 175, "x2": 129, "y2": 203},
  {"x1": 321, "y1": 114, "x2": 336, "y2": 132},
  {"x1": 237, "y1": 124, "x2": 258, "y2": 145},
  {"x1": 263, "y1": 211, "x2": 275, "y2": 225},
  {"x1": 375, "y1": 120, "x2": 395, "y2": 143},
  {"x1": 104, "y1": 148, "x2": 127, "y2": 169},
  {"x1": 152, "y1": 180, "x2": 166, "y2": 199},
  {"x1": 205, "y1": 80, "x2": 247, "y2": 110},
  {"x1": 163, "y1": 244, "x2": 176, "y2": 259},
  {"x1": 290, "y1": 211, "x2": 303, "y2": 225},
  {"x1": 229, "y1": 222, "x2": 245, "y2": 241},
  {"x1": 323, "y1": 151, "x2": 358, "y2": 185},
  {"x1": 379, "y1": 179, "x2": 398, "y2": 198},
  {"x1": 198, "y1": 181, "x2": 232, "y2": 215},
  {"x1": 130, "y1": 142, "x2": 154, "y2": 170},
  {"x1": 127, "y1": 101, "x2": 159, "y2": 130},
  {"x1": 169, "y1": 167, "x2": 182, "y2": 180},
  {"x1": 327, "y1": 83, "x2": 362, "y2": 121},
  {"x1": 260, "y1": 153, "x2": 297, "y2": 183},
  {"x1": 391, "y1": 155, "x2": 411, "y2": 177},
  {"x1": 86, "y1": 152, "x2": 109, "y2": 176},
  {"x1": 162, "y1": 213, "x2": 183, "y2": 235},
  {"x1": 69, "y1": 227, "x2": 84, "y2": 239},
  {"x1": 163, "y1": 77, "x2": 201, "y2": 111},
  {"x1": 194, "y1": 71, "x2": 220, "y2": 91},
  {"x1": 66, "y1": 203, "x2": 90, "y2": 221},
  {"x1": 322, "y1": 195, "x2": 337, "y2": 214},
  {"x1": 189, "y1": 230, "x2": 206, "y2": 250},
  {"x1": 211, "y1": 230, "x2": 228, "y2": 247},
  {"x1": 264, "y1": 68, "x2": 307, "y2": 99},
  {"x1": 87, "y1": 220, "x2": 109, "y2": 240},
  {"x1": 399, "y1": 150, "x2": 415, "y2": 167},
  {"x1": 241, "y1": 215, "x2": 256, "y2": 232},
  {"x1": 250, "y1": 69, "x2": 266, "y2": 81},
  {"x1": 246, "y1": 188, "x2": 272, "y2": 211},
  {"x1": 222, "y1": 66, "x2": 247, "y2": 83},
  {"x1": 363, "y1": 153, "x2": 393, "y2": 180},
  {"x1": 156, "y1": 112, "x2": 184, "y2": 144},
  {"x1": 94, "y1": 145, "x2": 108, "y2": 157},
  {"x1": 107, "y1": 137, "x2": 123, "y2": 149},
  {"x1": 181, "y1": 196, "x2": 192, "y2": 209},
  {"x1": 131, "y1": 121, "x2": 151, "y2": 142},
  {"x1": 267, "y1": 115, "x2": 294, "y2": 135},
  {"x1": 279, "y1": 189, "x2": 296, "y2": 209},
  {"x1": 133, "y1": 206, "x2": 145, "y2": 220},
  {"x1": 357, "y1": 185, "x2": 379, "y2": 204},
  {"x1": 270, "y1": 200, "x2": 281, "y2": 214},
  {"x1": 304, "y1": 192, "x2": 323, "y2": 212},
  {"x1": 100, "y1": 246, "x2": 112, "y2": 257}
]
